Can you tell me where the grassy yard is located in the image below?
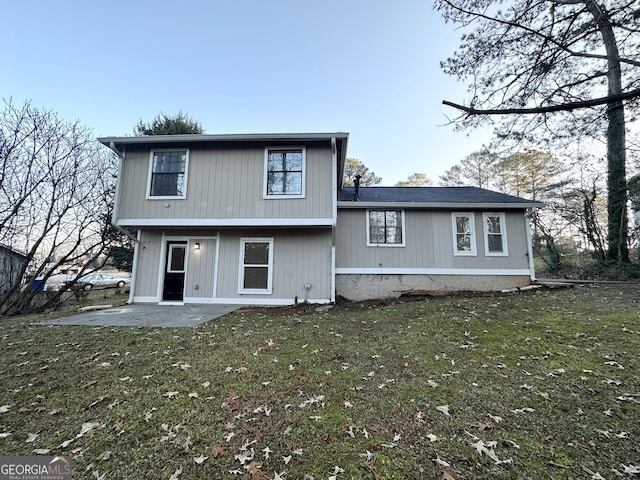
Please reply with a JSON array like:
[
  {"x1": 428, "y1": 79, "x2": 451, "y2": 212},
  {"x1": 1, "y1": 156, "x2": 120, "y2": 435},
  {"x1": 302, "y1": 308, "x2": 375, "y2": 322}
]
[{"x1": 0, "y1": 286, "x2": 638, "y2": 479}]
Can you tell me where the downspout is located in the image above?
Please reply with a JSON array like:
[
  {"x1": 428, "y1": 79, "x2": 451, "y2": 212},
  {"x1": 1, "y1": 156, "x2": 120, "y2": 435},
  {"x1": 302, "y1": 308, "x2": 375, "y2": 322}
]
[
  {"x1": 330, "y1": 137, "x2": 337, "y2": 303},
  {"x1": 525, "y1": 208, "x2": 537, "y2": 281},
  {"x1": 106, "y1": 141, "x2": 139, "y2": 304}
]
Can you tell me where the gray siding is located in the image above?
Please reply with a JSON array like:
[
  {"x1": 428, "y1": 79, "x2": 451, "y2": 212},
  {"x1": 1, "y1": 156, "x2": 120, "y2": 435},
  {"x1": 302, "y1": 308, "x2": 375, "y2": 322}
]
[
  {"x1": 135, "y1": 230, "x2": 163, "y2": 298},
  {"x1": 336, "y1": 209, "x2": 530, "y2": 270},
  {"x1": 215, "y1": 229, "x2": 332, "y2": 302},
  {"x1": 132, "y1": 228, "x2": 332, "y2": 304},
  {"x1": 117, "y1": 146, "x2": 333, "y2": 223},
  {"x1": 185, "y1": 238, "x2": 217, "y2": 299}
]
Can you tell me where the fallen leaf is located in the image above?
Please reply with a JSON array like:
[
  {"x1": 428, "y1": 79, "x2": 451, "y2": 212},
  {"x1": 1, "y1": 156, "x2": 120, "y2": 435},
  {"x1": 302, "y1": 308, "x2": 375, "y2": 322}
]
[
  {"x1": 442, "y1": 470, "x2": 457, "y2": 480},
  {"x1": 621, "y1": 464, "x2": 640, "y2": 474},
  {"x1": 168, "y1": 467, "x2": 182, "y2": 480},
  {"x1": 25, "y1": 432, "x2": 39, "y2": 443},
  {"x1": 193, "y1": 455, "x2": 208, "y2": 464},
  {"x1": 0, "y1": 405, "x2": 10, "y2": 413},
  {"x1": 487, "y1": 414, "x2": 503, "y2": 423},
  {"x1": 436, "y1": 405, "x2": 450, "y2": 416},
  {"x1": 211, "y1": 445, "x2": 228, "y2": 458}
]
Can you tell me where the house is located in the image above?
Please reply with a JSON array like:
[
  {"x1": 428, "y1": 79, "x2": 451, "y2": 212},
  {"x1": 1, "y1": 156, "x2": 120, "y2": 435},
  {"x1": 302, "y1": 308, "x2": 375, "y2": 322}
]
[
  {"x1": 336, "y1": 186, "x2": 542, "y2": 300},
  {"x1": 0, "y1": 244, "x2": 28, "y2": 293},
  {"x1": 98, "y1": 133, "x2": 542, "y2": 306}
]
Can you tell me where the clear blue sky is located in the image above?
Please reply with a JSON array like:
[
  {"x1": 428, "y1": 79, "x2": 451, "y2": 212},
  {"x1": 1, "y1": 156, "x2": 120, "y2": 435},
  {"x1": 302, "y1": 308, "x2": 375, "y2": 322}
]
[{"x1": 2, "y1": 0, "x2": 491, "y2": 185}]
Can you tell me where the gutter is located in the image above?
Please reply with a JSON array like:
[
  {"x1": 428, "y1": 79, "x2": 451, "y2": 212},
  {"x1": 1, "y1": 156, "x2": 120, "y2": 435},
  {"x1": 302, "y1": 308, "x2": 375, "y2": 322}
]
[
  {"x1": 330, "y1": 137, "x2": 337, "y2": 303},
  {"x1": 525, "y1": 207, "x2": 538, "y2": 281}
]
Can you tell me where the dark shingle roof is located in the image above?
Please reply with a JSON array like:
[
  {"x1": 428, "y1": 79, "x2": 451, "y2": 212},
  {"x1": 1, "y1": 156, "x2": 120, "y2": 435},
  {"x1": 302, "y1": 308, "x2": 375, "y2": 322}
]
[{"x1": 338, "y1": 186, "x2": 542, "y2": 209}]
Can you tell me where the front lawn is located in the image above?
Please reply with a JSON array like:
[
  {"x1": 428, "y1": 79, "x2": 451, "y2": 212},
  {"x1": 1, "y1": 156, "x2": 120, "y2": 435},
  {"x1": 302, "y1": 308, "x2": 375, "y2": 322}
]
[{"x1": 0, "y1": 285, "x2": 638, "y2": 479}]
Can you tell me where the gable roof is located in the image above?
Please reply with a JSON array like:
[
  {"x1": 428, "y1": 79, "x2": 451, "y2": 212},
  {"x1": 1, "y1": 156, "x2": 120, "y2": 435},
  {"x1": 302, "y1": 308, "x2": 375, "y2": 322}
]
[{"x1": 338, "y1": 186, "x2": 543, "y2": 209}]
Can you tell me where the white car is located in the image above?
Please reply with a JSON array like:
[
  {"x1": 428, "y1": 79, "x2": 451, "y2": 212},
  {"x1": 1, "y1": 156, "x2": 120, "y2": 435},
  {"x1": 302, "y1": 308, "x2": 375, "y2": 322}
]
[{"x1": 67, "y1": 273, "x2": 130, "y2": 291}]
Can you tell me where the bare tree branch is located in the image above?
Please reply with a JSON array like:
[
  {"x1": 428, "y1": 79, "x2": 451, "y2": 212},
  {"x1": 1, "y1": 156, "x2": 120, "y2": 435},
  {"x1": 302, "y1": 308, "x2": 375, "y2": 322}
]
[{"x1": 443, "y1": 86, "x2": 640, "y2": 115}]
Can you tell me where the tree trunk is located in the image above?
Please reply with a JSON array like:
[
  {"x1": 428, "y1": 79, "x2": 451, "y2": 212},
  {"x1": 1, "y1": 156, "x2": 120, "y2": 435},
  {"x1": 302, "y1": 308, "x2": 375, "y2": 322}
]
[{"x1": 584, "y1": 0, "x2": 629, "y2": 262}]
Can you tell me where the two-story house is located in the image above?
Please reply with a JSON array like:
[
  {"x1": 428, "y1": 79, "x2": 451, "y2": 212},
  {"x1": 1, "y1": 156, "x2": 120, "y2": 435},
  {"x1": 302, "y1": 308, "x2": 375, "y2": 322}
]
[{"x1": 99, "y1": 133, "x2": 542, "y2": 306}]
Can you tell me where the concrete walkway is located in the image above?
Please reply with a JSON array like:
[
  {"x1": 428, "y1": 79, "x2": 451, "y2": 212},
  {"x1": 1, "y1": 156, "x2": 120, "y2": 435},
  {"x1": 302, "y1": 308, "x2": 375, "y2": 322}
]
[{"x1": 47, "y1": 304, "x2": 240, "y2": 328}]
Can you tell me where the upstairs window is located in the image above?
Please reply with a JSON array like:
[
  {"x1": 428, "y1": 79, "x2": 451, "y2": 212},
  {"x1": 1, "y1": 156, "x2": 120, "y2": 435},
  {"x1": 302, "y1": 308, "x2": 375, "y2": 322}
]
[
  {"x1": 148, "y1": 149, "x2": 188, "y2": 198},
  {"x1": 483, "y1": 213, "x2": 508, "y2": 256},
  {"x1": 367, "y1": 210, "x2": 405, "y2": 246},
  {"x1": 452, "y1": 213, "x2": 477, "y2": 256},
  {"x1": 265, "y1": 148, "x2": 305, "y2": 197}
]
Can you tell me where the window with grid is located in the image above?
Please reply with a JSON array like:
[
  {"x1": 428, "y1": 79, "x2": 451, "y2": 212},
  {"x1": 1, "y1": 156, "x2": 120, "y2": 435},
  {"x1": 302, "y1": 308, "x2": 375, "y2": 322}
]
[
  {"x1": 265, "y1": 149, "x2": 304, "y2": 196},
  {"x1": 149, "y1": 150, "x2": 188, "y2": 198},
  {"x1": 239, "y1": 238, "x2": 273, "y2": 293},
  {"x1": 452, "y1": 213, "x2": 477, "y2": 255},
  {"x1": 367, "y1": 210, "x2": 404, "y2": 246},
  {"x1": 483, "y1": 213, "x2": 508, "y2": 256}
]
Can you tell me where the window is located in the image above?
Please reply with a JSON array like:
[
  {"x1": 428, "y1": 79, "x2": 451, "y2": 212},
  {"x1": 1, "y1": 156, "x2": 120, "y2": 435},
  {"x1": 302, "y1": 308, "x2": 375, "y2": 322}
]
[
  {"x1": 238, "y1": 238, "x2": 273, "y2": 294},
  {"x1": 367, "y1": 210, "x2": 405, "y2": 246},
  {"x1": 264, "y1": 148, "x2": 305, "y2": 197},
  {"x1": 148, "y1": 149, "x2": 188, "y2": 198},
  {"x1": 452, "y1": 213, "x2": 477, "y2": 256},
  {"x1": 483, "y1": 213, "x2": 508, "y2": 256},
  {"x1": 167, "y1": 244, "x2": 187, "y2": 272}
]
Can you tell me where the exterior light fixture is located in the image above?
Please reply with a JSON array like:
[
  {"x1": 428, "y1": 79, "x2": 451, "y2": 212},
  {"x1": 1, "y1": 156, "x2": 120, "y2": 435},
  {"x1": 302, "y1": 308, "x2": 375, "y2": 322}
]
[{"x1": 194, "y1": 242, "x2": 200, "y2": 250}]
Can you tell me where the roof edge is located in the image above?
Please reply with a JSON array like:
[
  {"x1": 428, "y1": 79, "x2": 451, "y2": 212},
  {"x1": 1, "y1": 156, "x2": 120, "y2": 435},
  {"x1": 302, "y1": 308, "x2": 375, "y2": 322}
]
[
  {"x1": 337, "y1": 201, "x2": 544, "y2": 209},
  {"x1": 98, "y1": 132, "x2": 349, "y2": 146}
]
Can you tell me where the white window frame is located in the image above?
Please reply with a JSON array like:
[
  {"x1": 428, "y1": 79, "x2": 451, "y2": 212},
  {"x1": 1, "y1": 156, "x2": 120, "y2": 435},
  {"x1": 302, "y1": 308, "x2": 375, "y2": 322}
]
[
  {"x1": 238, "y1": 237, "x2": 274, "y2": 294},
  {"x1": 263, "y1": 147, "x2": 306, "y2": 199},
  {"x1": 482, "y1": 212, "x2": 509, "y2": 256},
  {"x1": 146, "y1": 148, "x2": 190, "y2": 200},
  {"x1": 166, "y1": 243, "x2": 188, "y2": 273},
  {"x1": 366, "y1": 209, "x2": 406, "y2": 247},
  {"x1": 451, "y1": 212, "x2": 477, "y2": 256}
]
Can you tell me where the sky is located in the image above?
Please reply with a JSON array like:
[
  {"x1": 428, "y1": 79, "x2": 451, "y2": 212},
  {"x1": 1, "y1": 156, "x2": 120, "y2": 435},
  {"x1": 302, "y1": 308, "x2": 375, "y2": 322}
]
[{"x1": 2, "y1": 0, "x2": 492, "y2": 185}]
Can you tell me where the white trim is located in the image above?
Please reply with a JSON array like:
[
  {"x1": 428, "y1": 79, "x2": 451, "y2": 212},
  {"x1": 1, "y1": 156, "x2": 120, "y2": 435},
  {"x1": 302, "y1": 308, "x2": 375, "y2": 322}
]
[
  {"x1": 238, "y1": 237, "x2": 274, "y2": 294},
  {"x1": 331, "y1": 137, "x2": 337, "y2": 304},
  {"x1": 366, "y1": 209, "x2": 406, "y2": 247},
  {"x1": 167, "y1": 244, "x2": 187, "y2": 273},
  {"x1": 132, "y1": 296, "x2": 161, "y2": 303},
  {"x1": 263, "y1": 146, "x2": 306, "y2": 199},
  {"x1": 524, "y1": 210, "x2": 537, "y2": 280},
  {"x1": 335, "y1": 267, "x2": 531, "y2": 276},
  {"x1": 451, "y1": 212, "x2": 477, "y2": 256},
  {"x1": 159, "y1": 301, "x2": 185, "y2": 306},
  {"x1": 146, "y1": 148, "x2": 190, "y2": 200},
  {"x1": 116, "y1": 217, "x2": 333, "y2": 227},
  {"x1": 158, "y1": 236, "x2": 191, "y2": 301},
  {"x1": 134, "y1": 296, "x2": 329, "y2": 306},
  {"x1": 213, "y1": 233, "x2": 221, "y2": 298},
  {"x1": 182, "y1": 297, "x2": 331, "y2": 306},
  {"x1": 482, "y1": 212, "x2": 509, "y2": 256}
]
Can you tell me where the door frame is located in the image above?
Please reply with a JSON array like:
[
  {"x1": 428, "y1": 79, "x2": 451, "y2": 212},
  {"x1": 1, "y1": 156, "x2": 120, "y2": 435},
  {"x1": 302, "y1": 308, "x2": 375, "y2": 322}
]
[
  {"x1": 158, "y1": 235, "x2": 190, "y2": 305},
  {"x1": 156, "y1": 233, "x2": 220, "y2": 305}
]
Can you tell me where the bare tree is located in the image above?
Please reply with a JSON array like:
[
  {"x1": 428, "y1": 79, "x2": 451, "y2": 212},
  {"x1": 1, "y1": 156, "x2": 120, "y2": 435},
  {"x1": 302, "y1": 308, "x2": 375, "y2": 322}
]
[
  {"x1": 0, "y1": 100, "x2": 119, "y2": 315},
  {"x1": 436, "y1": 0, "x2": 640, "y2": 262}
]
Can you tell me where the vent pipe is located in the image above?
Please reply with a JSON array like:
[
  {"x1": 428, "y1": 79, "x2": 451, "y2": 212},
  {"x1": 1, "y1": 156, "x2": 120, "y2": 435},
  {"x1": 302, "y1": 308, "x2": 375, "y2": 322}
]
[{"x1": 354, "y1": 174, "x2": 362, "y2": 201}]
